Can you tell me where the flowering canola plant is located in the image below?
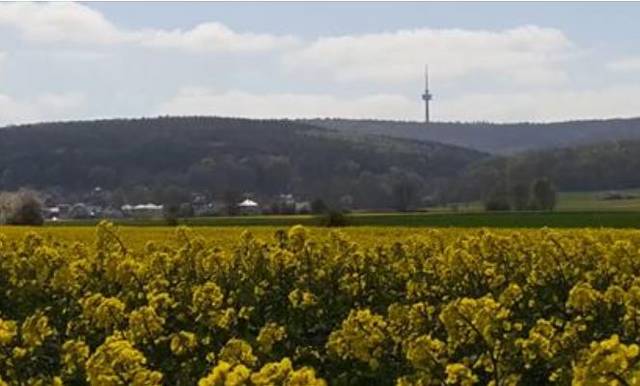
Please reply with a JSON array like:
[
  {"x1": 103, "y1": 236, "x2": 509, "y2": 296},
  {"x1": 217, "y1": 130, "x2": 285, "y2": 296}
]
[{"x1": 2, "y1": 222, "x2": 640, "y2": 385}]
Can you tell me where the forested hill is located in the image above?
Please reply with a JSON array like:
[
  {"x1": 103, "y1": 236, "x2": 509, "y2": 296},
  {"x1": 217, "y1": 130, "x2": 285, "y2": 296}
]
[
  {"x1": 448, "y1": 138, "x2": 640, "y2": 202},
  {"x1": 305, "y1": 117, "x2": 640, "y2": 154},
  {"x1": 0, "y1": 116, "x2": 486, "y2": 209}
]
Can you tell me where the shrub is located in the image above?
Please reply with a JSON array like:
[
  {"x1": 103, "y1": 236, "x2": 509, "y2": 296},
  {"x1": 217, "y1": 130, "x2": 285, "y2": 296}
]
[
  {"x1": 3, "y1": 190, "x2": 44, "y2": 226},
  {"x1": 484, "y1": 194, "x2": 511, "y2": 211},
  {"x1": 483, "y1": 184, "x2": 512, "y2": 212},
  {"x1": 311, "y1": 198, "x2": 328, "y2": 214},
  {"x1": 320, "y1": 210, "x2": 349, "y2": 227},
  {"x1": 530, "y1": 178, "x2": 557, "y2": 211},
  {"x1": 163, "y1": 204, "x2": 180, "y2": 226}
]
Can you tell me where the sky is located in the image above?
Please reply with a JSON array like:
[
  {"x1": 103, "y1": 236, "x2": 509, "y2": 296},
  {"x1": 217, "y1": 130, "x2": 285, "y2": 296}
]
[{"x1": 0, "y1": 1, "x2": 639, "y2": 126}]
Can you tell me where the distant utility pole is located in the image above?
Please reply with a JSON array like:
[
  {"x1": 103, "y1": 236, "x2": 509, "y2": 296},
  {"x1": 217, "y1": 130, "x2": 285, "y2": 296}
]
[{"x1": 421, "y1": 65, "x2": 433, "y2": 124}]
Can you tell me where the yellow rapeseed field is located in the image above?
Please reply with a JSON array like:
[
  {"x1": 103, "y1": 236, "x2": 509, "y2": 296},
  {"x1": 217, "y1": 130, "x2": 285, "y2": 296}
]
[
  {"x1": 1, "y1": 222, "x2": 640, "y2": 385},
  {"x1": 0, "y1": 225, "x2": 472, "y2": 250},
  {"x1": 3, "y1": 224, "x2": 638, "y2": 250}
]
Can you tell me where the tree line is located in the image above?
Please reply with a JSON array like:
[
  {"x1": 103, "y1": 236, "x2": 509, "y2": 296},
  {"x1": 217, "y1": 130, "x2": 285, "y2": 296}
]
[
  {"x1": 447, "y1": 139, "x2": 640, "y2": 206},
  {"x1": 484, "y1": 178, "x2": 557, "y2": 211},
  {"x1": 307, "y1": 117, "x2": 640, "y2": 154}
]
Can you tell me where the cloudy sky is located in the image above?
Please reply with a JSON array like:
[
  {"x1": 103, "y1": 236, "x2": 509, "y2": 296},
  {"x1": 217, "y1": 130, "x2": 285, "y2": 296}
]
[{"x1": 0, "y1": 1, "x2": 639, "y2": 126}]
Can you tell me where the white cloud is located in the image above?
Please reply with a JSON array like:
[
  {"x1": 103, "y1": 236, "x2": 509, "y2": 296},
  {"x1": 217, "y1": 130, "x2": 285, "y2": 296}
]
[
  {"x1": 607, "y1": 57, "x2": 640, "y2": 72},
  {"x1": 439, "y1": 85, "x2": 640, "y2": 122},
  {"x1": 0, "y1": 92, "x2": 86, "y2": 126},
  {"x1": 0, "y1": 2, "x2": 297, "y2": 52},
  {"x1": 284, "y1": 26, "x2": 573, "y2": 87},
  {"x1": 140, "y1": 23, "x2": 299, "y2": 53},
  {"x1": 156, "y1": 87, "x2": 416, "y2": 120},
  {"x1": 49, "y1": 50, "x2": 111, "y2": 62},
  {"x1": 0, "y1": 2, "x2": 124, "y2": 44}
]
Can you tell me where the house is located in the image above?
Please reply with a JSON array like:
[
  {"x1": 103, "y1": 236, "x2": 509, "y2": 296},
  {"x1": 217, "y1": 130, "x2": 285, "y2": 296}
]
[
  {"x1": 101, "y1": 207, "x2": 125, "y2": 219},
  {"x1": 238, "y1": 199, "x2": 260, "y2": 215},
  {"x1": 133, "y1": 203, "x2": 163, "y2": 218},
  {"x1": 278, "y1": 194, "x2": 296, "y2": 207},
  {"x1": 68, "y1": 203, "x2": 92, "y2": 219},
  {"x1": 57, "y1": 204, "x2": 71, "y2": 218},
  {"x1": 193, "y1": 202, "x2": 219, "y2": 217},
  {"x1": 270, "y1": 193, "x2": 296, "y2": 214},
  {"x1": 295, "y1": 201, "x2": 311, "y2": 214},
  {"x1": 192, "y1": 194, "x2": 220, "y2": 216},
  {"x1": 269, "y1": 194, "x2": 312, "y2": 214},
  {"x1": 121, "y1": 203, "x2": 164, "y2": 219},
  {"x1": 43, "y1": 206, "x2": 60, "y2": 220}
]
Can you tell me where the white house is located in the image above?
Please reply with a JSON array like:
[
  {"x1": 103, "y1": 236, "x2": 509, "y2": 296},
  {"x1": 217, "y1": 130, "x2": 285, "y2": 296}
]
[
  {"x1": 238, "y1": 199, "x2": 260, "y2": 215},
  {"x1": 122, "y1": 203, "x2": 164, "y2": 218}
]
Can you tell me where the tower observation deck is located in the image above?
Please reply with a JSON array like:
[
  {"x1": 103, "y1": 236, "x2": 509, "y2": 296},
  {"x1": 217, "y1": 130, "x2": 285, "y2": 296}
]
[{"x1": 421, "y1": 65, "x2": 432, "y2": 124}]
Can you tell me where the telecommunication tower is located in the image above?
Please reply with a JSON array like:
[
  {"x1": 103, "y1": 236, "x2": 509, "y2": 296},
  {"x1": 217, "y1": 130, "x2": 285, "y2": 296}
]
[{"x1": 421, "y1": 65, "x2": 433, "y2": 124}]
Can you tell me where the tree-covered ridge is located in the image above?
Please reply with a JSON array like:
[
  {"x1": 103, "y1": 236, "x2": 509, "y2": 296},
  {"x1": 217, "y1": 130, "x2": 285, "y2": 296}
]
[
  {"x1": 0, "y1": 116, "x2": 486, "y2": 209},
  {"x1": 450, "y1": 139, "x2": 640, "y2": 203},
  {"x1": 306, "y1": 117, "x2": 640, "y2": 154}
]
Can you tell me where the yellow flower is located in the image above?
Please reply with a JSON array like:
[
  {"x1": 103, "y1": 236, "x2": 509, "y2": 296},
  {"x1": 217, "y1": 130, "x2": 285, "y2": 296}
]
[
  {"x1": 127, "y1": 306, "x2": 165, "y2": 343},
  {"x1": 573, "y1": 335, "x2": 640, "y2": 385},
  {"x1": 198, "y1": 361, "x2": 251, "y2": 386},
  {"x1": 0, "y1": 318, "x2": 17, "y2": 346},
  {"x1": 326, "y1": 309, "x2": 388, "y2": 369},
  {"x1": 80, "y1": 293, "x2": 126, "y2": 331},
  {"x1": 405, "y1": 335, "x2": 447, "y2": 370},
  {"x1": 287, "y1": 225, "x2": 309, "y2": 249},
  {"x1": 219, "y1": 339, "x2": 257, "y2": 368},
  {"x1": 170, "y1": 331, "x2": 198, "y2": 356},
  {"x1": 257, "y1": 322, "x2": 287, "y2": 354},
  {"x1": 286, "y1": 367, "x2": 327, "y2": 386},
  {"x1": 440, "y1": 296, "x2": 509, "y2": 349},
  {"x1": 21, "y1": 311, "x2": 55, "y2": 349},
  {"x1": 251, "y1": 358, "x2": 293, "y2": 385},
  {"x1": 61, "y1": 339, "x2": 90, "y2": 375},
  {"x1": 12, "y1": 346, "x2": 27, "y2": 359},
  {"x1": 288, "y1": 289, "x2": 318, "y2": 309},
  {"x1": 445, "y1": 363, "x2": 478, "y2": 386},
  {"x1": 86, "y1": 335, "x2": 163, "y2": 385},
  {"x1": 192, "y1": 282, "x2": 225, "y2": 322},
  {"x1": 567, "y1": 282, "x2": 603, "y2": 314}
]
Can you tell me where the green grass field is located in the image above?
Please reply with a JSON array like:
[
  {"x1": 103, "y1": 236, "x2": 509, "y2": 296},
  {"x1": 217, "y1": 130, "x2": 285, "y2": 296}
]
[
  {"x1": 556, "y1": 189, "x2": 640, "y2": 211},
  {"x1": 436, "y1": 188, "x2": 640, "y2": 212},
  {"x1": 349, "y1": 211, "x2": 640, "y2": 228}
]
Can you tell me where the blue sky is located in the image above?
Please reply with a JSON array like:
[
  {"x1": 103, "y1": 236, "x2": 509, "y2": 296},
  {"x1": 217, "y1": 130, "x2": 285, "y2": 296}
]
[{"x1": 1, "y1": 2, "x2": 639, "y2": 125}]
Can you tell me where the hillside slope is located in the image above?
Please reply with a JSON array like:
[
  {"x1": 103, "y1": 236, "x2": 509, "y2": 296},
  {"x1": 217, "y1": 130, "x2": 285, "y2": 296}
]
[
  {"x1": 449, "y1": 138, "x2": 640, "y2": 202},
  {"x1": 306, "y1": 117, "x2": 640, "y2": 154},
  {"x1": 0, "y1": 116, "x2": 486, "y2": 209}
]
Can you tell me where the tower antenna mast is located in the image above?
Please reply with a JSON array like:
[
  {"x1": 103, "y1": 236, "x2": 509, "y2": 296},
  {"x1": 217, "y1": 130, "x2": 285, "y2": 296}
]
[{"x1": 421, "y1": 65, "x2": 433, "y2": 124}]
